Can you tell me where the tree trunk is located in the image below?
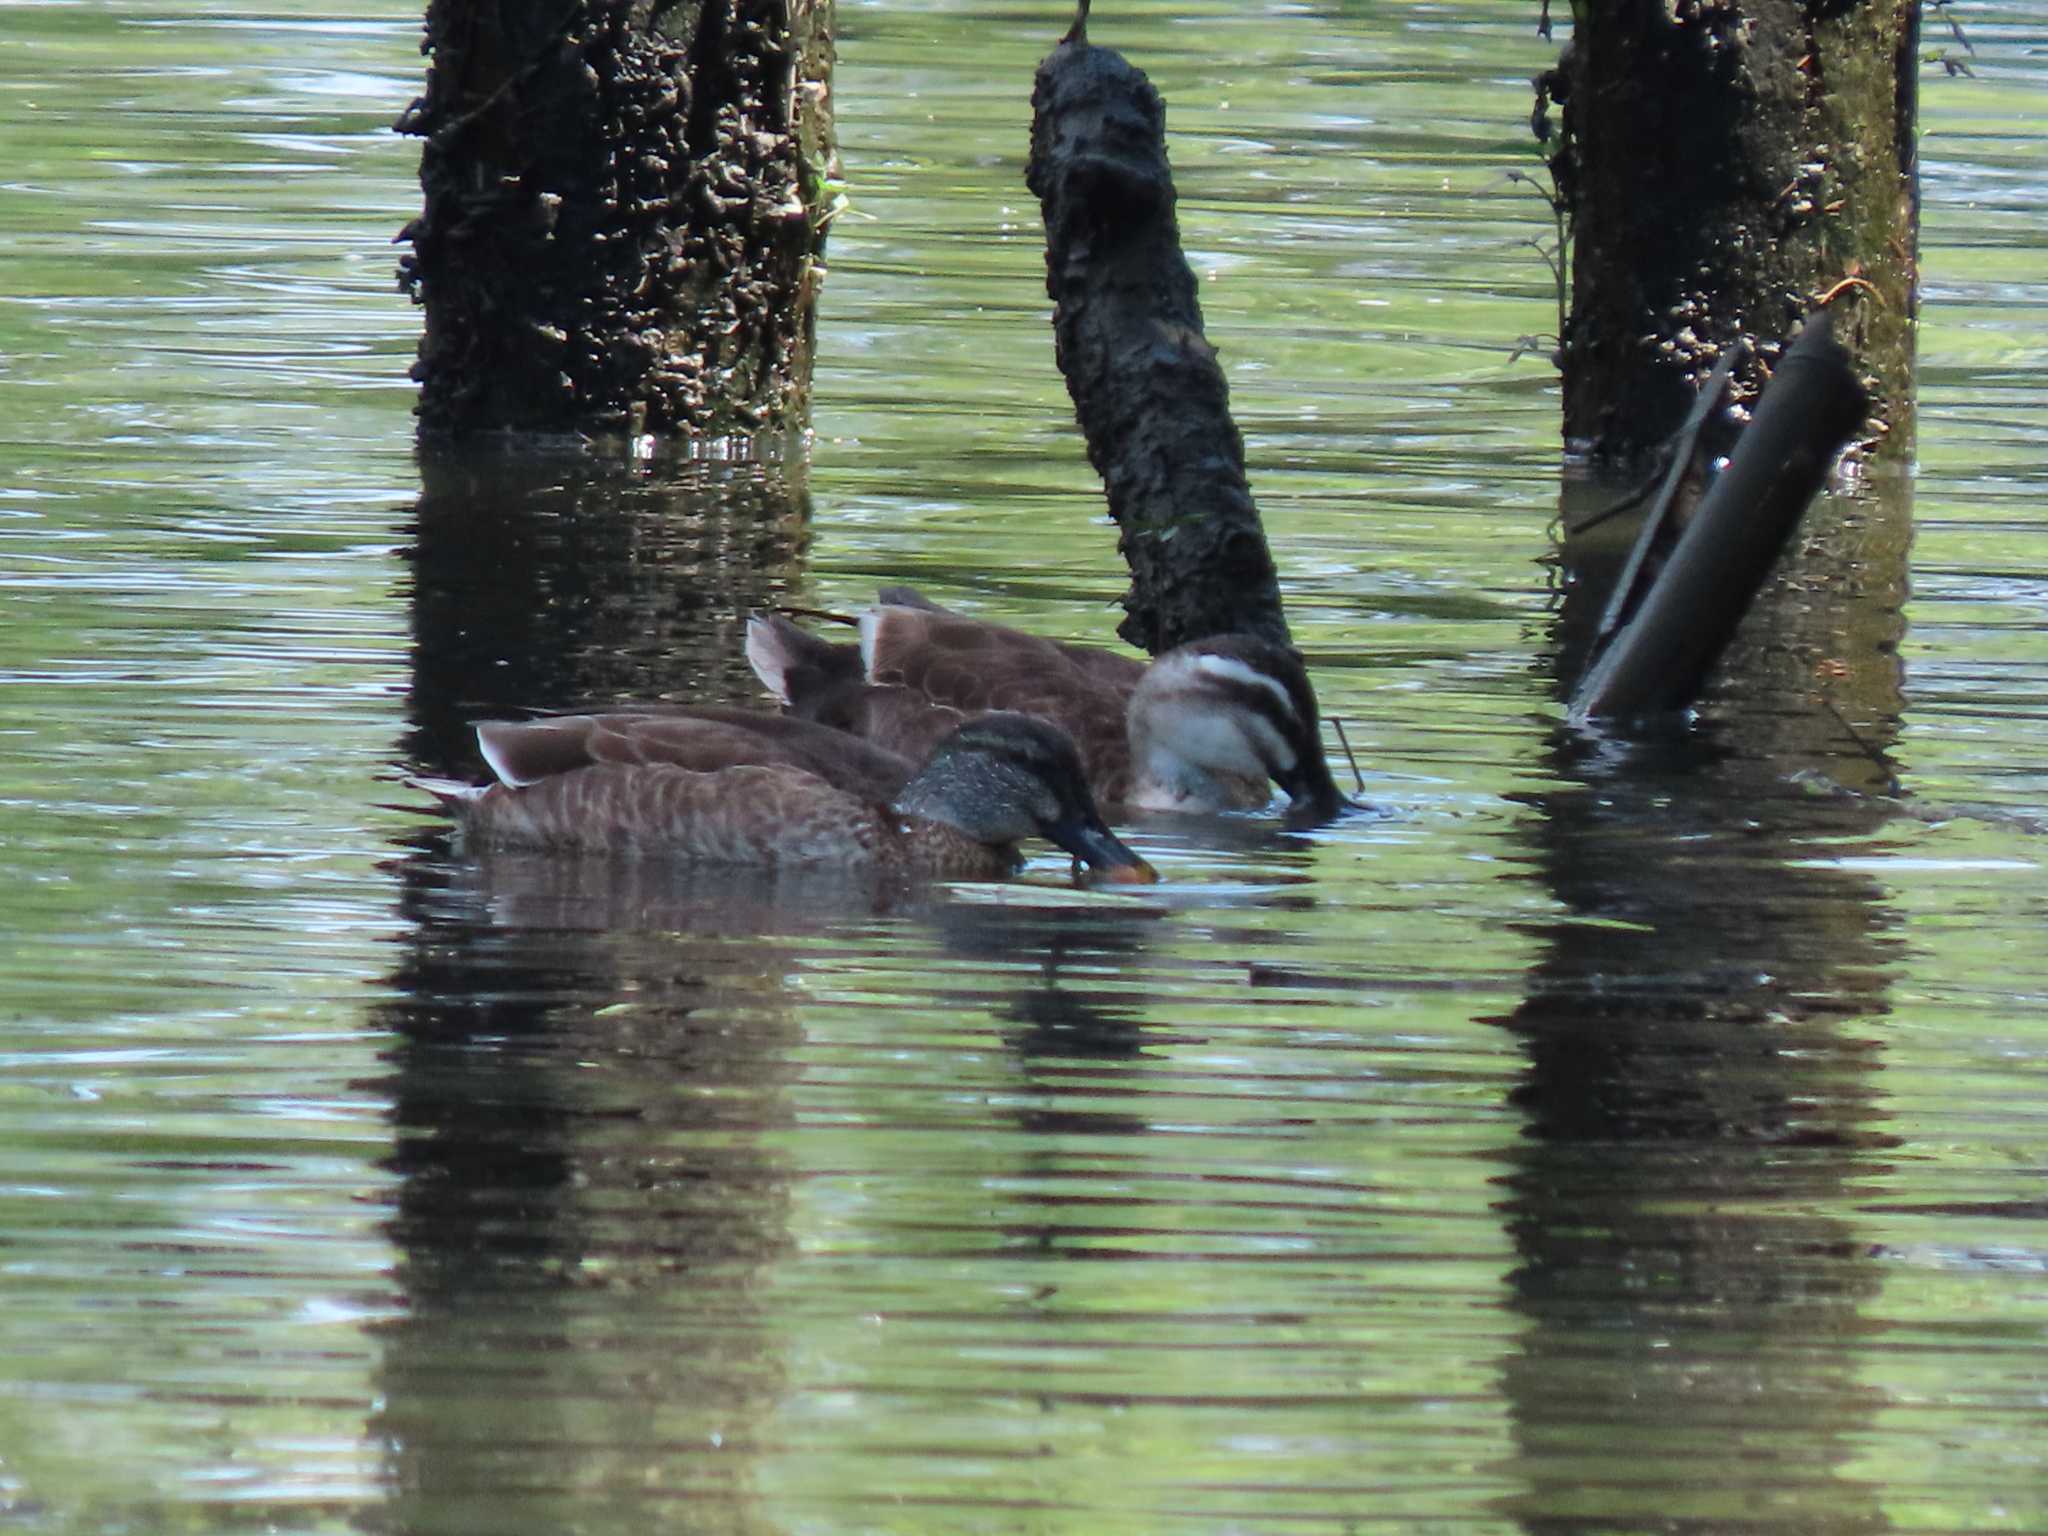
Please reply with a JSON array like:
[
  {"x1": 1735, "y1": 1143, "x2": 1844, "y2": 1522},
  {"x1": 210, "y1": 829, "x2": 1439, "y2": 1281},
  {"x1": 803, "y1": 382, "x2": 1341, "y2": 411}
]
[
  {"x1": 1026, "y1": 27, "x2": 1289, "y2": 655},
  {"x1": 398, "y1": 0, "x2": 836, "y2": 441},
  {"x1": 1542, "y1": 0, "x2": 1917, "y2": 461}
]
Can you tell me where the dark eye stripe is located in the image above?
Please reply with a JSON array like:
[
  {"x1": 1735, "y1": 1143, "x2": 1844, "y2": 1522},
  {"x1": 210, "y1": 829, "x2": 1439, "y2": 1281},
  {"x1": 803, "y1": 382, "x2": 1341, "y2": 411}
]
[
  {"x1": 1190, "y1": 643, "x2": 1318, "y2": 724},
  {"x1": 1195, "y1": 668, "x2": 1314, "y2": 747}
]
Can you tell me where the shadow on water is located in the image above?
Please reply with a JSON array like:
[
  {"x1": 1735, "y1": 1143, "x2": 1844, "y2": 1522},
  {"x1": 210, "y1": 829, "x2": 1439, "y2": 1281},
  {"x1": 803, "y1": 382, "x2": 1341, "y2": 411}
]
[{"x1": 1491, "y1": 468, "x2": 1912, "y2": 1532}]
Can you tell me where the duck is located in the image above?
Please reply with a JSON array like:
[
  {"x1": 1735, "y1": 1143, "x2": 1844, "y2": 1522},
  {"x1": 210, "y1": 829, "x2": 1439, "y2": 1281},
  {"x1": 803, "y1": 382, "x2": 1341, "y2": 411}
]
[
  {"x1": 747, "y1": 587, "x2": 1356, "y2": 828},
  {"x1": 419, "y1": 705, "x2": 1159, "y2": 884}
]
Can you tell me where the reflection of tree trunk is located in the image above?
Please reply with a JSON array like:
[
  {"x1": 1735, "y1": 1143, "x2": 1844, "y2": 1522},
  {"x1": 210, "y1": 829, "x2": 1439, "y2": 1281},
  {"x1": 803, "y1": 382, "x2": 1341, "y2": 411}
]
[
  {"x1": 1494, "y1": 470, "x2": 1912, "y2": 1531},
  {"x1": 1496, "y1": 746, "x2": 1898, "y2": 1536},
  {"x1": 398, "y1": 0, "x2": 835, "y2": 439},
  {"x1": 371, "y1": 460, "x2": 819, "y2": 1529},
  {"x1": 1543, "y1": 0, "x2": 1917, "y2": 459},
  {"x1": 370, "y1": 861, "x2": 806, "y2": 1536},
  {"x1": 405, "y1": 449, "x2": 810, "y2": 775}
]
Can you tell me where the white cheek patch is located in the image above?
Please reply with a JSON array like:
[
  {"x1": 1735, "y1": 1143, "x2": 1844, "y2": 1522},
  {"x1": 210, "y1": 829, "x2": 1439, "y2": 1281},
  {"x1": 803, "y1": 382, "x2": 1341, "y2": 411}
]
[
  {"x1": 1146, "y1": 707, "x2": 1293, "y2": 780},
  {"x1": 1191, "y1": 652, "x2": 1299, "y2": 723}
]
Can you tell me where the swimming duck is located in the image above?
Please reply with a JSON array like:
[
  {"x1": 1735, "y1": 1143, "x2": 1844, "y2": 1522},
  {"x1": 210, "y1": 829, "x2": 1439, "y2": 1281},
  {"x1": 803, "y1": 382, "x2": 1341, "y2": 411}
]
[
  {"x1": 747, "y1": 589, "x2": 1355, "y2": 828},
  {"x1": 421, "y1": 706, "x2": 1158, "y2": 883}
]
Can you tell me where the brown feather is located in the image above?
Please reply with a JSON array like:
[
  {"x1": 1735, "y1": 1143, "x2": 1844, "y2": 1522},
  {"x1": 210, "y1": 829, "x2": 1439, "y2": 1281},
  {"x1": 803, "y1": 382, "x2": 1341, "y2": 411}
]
[
  {"x1": 862, "y1": 606, "x2": 1144, "y2": 799},
  {"x1": 457, "y1": 759, "x2": 1024, "y2": 878},
  {"x1": 478, "y1": 708, "x2": 915, "y2": 803},
  {"x1": 440, "y1": 704, "x2": 1170, "y2": 880}
]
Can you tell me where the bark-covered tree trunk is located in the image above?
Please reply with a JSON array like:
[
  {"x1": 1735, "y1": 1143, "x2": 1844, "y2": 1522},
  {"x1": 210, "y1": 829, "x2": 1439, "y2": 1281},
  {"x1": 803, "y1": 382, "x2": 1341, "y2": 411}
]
[
  {"x1": 1026, "y1": 27, "x2": 1289, "y2": 655},
  {"x1": 397, "y1": 0, "x2": 835, "y2": 440},
  {"x1": 1541, "y1": 0, "x2": 1917, "y2": 461}
]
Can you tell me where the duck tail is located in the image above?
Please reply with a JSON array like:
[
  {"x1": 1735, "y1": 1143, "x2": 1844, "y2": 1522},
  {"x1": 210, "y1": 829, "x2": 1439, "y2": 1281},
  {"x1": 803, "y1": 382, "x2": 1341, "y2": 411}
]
[
  {"x1": 874, "y1": 584, "x2": 949, "y2": 612},
  {"x1": 408, "y1": 774, "x2": 487, "y2": 812},
  {"x1": 746, "y1": 613, "x2": 863, "y2": 707}
]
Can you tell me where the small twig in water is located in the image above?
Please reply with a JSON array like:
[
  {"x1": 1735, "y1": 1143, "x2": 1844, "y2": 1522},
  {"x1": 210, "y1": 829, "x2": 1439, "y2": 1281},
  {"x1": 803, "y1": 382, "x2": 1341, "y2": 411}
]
[
  {"x1": 1926, "y1": 0, "x2": 1975, "y2": 55},
  {"x1": 1328, "y1": 717, "x2": 1365, "y2": 795},
  {"x1": 770, "y1": 603, "x2": 860, "y2": 627},
  {"x1": 1819, "y1": 692, "x2": 1903, "y2": 798},
  {"x1": 1591, "y1": 346, "x2": 1742, "y2": 646},
  {"x1": 1563, "y1": 472, "x2": 1659, "y2": 537}
]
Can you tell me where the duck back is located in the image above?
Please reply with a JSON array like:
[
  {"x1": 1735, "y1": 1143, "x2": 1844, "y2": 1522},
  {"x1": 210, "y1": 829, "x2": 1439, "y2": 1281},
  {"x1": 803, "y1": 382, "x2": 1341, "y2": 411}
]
[
  {"x1": 858, "y1": 607, "x2": 1140, "y2": 800},
  {"x1": 453, "y1": 760, "x2": 1024, "y2": 878}
]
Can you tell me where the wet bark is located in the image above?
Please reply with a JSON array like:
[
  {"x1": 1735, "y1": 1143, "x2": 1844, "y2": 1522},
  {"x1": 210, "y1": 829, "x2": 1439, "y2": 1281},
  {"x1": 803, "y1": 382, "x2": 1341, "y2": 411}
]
[
  {"x1": 1026, "y1": 28, "x2": 1289, "y2": 655},
  {"x1": 397, "y1": 0, "x2": 836, "y2": 442},
  {"x1": 1541, "y1": 0, "x2": 1917, "y2": 461}
]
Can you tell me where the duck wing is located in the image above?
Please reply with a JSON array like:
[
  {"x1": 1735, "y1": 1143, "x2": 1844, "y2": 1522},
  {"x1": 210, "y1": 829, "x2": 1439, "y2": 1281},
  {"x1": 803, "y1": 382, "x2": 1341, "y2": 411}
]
[
  {"x1": 455, "y1": 759, "x2": 895, "y2": 863},
  {"x1": 860, "y1": 608, "x2": 1142, "y2": 801},
  {"x1": 748, "y1": 601, "x2": 1152, "y2": 802},
  {"x1": 475, "y1": 708, "x2": 917, "y2": 802},
  {"x1": 744, "y1": 613, "x2": 866, "y2": 706},
  {"x1": 860, "y1": 605, "x2": 1146, "y2": 705},
  {"x1": 794, "y1": 684, "x2": 969, "y2": 764}
]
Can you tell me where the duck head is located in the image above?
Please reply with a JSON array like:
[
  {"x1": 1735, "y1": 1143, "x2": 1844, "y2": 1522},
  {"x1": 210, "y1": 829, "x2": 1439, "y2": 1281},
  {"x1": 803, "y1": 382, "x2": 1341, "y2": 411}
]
[
  {"x1": 1127, "y1": 636, "x2": 1355, "y2": 828},
  {"x1": 895, "y1": 713, "x2": 1158, "y2": 883}
]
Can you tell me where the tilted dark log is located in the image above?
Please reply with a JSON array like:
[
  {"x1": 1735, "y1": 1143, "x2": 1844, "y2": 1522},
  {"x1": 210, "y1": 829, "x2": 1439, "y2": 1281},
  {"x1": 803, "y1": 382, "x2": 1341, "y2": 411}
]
[
  {"x1": 1026, "y1": 14, "x2": 1288, "y2": 654},
  {"x1": 1569, "y1": 310, "x2": 1870, "y2": 723}
]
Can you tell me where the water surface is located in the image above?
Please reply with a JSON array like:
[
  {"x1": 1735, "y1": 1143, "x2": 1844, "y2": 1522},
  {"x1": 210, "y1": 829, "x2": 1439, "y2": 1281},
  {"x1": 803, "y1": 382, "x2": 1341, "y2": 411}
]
[{"x1": 2, "y1": 2, "x2": 2046, "y2": 1532}]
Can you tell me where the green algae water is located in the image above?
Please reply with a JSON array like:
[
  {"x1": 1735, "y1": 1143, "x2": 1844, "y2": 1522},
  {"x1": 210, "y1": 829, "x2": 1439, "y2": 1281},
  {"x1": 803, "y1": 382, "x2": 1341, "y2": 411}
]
[{"x1": 2, "y1": 2, "x2": 2046, "y2": 1530}]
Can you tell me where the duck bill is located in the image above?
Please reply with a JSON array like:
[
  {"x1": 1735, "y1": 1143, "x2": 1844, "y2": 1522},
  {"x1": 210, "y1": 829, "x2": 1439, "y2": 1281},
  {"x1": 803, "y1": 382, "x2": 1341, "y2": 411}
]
[
  {"x1": 1048, "y1": 814, "x2": 1159, "y2": 885},
  {"x1": 1277, "y1": 755, "x2": 1357, "y2": 829}
]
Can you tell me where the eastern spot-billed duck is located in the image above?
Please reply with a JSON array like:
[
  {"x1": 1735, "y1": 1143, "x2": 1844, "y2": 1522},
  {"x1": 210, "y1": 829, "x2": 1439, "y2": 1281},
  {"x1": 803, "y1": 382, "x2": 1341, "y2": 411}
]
[
  {"x1": 421, "y1": 706, "x2": 1158, "y2": 883},
  {"x1": 747, "y1": 588, "x2": 1355, "y2": 828}
]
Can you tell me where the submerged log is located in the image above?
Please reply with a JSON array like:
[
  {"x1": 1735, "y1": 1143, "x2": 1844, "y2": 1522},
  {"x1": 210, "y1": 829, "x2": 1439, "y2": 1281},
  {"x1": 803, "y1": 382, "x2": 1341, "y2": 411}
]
[
  {"x1": 1568, "y1": 310, "x2": 1870, "y2": 723},
  {"x1": 1026, "y1": 15, "x2": 1288, "y2": 655},
  {"x1": 1540, "y1": 0, "x2": 1917, "y2": 462},
  {"x1": 397, "y1": 0, "x2": 836, "y2": 441}
]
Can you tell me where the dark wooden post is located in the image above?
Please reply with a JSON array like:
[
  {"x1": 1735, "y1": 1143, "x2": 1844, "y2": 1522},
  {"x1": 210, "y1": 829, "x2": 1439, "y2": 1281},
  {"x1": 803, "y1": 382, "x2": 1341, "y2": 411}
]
[{"x1": 397, "y1": 0, "x2": 836, "y2": 441}]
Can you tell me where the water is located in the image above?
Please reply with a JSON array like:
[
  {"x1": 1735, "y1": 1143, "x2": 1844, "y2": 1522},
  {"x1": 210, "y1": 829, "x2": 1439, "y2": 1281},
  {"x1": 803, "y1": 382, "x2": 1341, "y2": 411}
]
[{"x1": 2, "y1": 1, "x2": 2046, "y2": 1531}]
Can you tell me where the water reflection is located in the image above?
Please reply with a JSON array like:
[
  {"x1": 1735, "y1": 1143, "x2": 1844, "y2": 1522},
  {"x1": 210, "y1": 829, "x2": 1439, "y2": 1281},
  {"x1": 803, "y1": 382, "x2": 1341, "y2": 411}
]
[
  {"x1": 933, "y1": 896, "x2": 1164, "y2": 1062},
  {"x1": 373, "y1": 452, "x2": 825, "y2": 1532},
  {"x1": 403, "y1": 446, "x2": 812, "y2": 774},
  {"x1": 371, "y1": 848, "x2": 804, "y2": 1534},
  {"x1": 1491, "y1": 474, "x2": 1911, "y2": 1533}
]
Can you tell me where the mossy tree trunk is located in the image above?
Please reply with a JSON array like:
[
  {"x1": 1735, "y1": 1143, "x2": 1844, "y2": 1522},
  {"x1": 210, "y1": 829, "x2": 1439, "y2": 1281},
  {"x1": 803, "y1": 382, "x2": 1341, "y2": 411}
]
[
  {"x1": 398, "y1": 0, "x2": 836, "y2": 441},
  {"x1": 1541, "y1": 0, "x2": 1917, "y2": 461}
]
